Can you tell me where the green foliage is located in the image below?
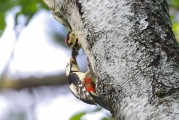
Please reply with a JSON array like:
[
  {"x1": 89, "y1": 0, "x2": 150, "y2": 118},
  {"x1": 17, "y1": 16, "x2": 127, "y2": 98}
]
[
  {"x1": 69, "y1": 107, "x2": 113, "y2": 120},
  {"x1": 0, "y1": 0, "x2": 48, "y2": 36},
  {"x1": 168, "y1": 0, "x2": 179, "y2": 45},
  {"x1": 172, "y1": 23, "x2": 179, "y2": 34},
  {"x1": 70, "y1": 112, "x2": 86, "y2": 120},
  {"x1": 102, "y1": 117, "x2": 114, "y2": 120},
  {"x1": 172, "y1": 23, "x2": 179, "y2": 43},
  {"x1": 168, "y1": 0, "x2": 179, "y2": 8},
  {"x1": 0, "y1": 30, "x2": 3, "y2": 37}
]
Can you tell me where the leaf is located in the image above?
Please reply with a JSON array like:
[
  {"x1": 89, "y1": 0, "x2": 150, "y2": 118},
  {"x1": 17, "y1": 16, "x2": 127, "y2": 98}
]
[
  {"x1": 102, "y1": 118, "x2": 109, "y2": 120},
  {"x1": 91, "y1": 107, "x2": 102, "y2": 112},
  {"x1": 0, "y1": 29, "x2": 3, "y2": 37},
  {"x1": 102, "y1": 117, "x2": 114, "y2": 120},
  {"x1": 0, "y1": 0, "x2": 49, "y2": 31},
  {"x1": 169, "y1": 0, "x2": 179, "y2": 8},
  {"x1": 69, "y1": 112, "x2": 86, "y2": 120},
  {"x1": 0, "y1": 13, "x2": 5, "y2": 31},
  {"x1": 0, "y1": 0, "x2": 14, "y2": 30}
]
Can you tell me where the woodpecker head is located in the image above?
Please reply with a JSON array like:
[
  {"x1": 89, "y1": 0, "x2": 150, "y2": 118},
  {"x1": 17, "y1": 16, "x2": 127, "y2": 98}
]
[
  {"x1": 65, "y1": 30, "x2": 76, "y2": 48},
  {"x1": 65, "y1": 30, "x2": 81, "y2": 54},
  {"x1": 66, "y1": 57, "x2": 80, "y2": 76}
]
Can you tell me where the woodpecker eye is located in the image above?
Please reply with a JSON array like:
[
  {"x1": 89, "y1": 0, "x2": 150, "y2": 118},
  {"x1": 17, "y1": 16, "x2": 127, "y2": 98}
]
[{"x1": 69, "y1": 42, "x2": 72, "y2": 45}]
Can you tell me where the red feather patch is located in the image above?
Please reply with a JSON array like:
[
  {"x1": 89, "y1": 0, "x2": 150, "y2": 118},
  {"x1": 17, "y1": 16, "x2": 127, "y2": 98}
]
[
  {"x1": 65, "y1": 36, "x2": 69, "y2": 46},
  {"x1": 84, "y1": 77, "x2": 96, "y2": 92}
]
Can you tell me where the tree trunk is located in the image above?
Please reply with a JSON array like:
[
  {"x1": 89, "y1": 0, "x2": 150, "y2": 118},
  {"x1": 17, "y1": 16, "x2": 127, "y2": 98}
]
[{"x1": 43, "y1": 0, "x2": 179, "y2": 119}]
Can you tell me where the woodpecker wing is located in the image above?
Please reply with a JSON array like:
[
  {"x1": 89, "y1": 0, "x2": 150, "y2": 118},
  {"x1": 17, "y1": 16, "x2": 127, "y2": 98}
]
[{"x1": 68, "y1": 73, "x2": 97, "y2": 105}]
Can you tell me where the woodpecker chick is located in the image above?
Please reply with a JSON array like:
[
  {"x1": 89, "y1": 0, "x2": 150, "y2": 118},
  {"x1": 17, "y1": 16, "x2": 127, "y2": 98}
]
[
  {"x1": 65, "y1": 30, "x2": 81, "y2": 52},
  {"x1": 66, "y1": 57, "x2": 97, "y2": 105}
]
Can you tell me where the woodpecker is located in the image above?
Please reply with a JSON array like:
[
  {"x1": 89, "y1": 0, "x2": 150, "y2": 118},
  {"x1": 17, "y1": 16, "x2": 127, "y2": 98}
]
[
  {"x1": 65, "y1": 30, "x2": 81, "y2": 52},
  {"x1": 66, "y1": 57, "x2": 97, "y2": 105}
]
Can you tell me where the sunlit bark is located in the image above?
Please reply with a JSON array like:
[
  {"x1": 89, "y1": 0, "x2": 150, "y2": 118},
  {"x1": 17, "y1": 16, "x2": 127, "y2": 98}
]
[{"x1": 43, "y1": 0, "x2": 179, "y2": 119}]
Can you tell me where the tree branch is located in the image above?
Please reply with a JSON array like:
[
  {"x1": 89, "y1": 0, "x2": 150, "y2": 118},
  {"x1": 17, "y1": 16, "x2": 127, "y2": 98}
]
[
  {"x1": 1, "y1": 74, "x2": 67, "y2": 90},
  {"x1": 43, "y1": 0, "x2": 179, "y2": 119}
]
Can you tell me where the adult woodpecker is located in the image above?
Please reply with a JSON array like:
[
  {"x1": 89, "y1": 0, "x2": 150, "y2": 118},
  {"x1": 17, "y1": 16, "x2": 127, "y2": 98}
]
[
  {"x1": 66, "y1": 57, "x2": 97, "y2": 105},
  {"x1": 65, "y1": 30, "x2": 81, "y2": 52}
]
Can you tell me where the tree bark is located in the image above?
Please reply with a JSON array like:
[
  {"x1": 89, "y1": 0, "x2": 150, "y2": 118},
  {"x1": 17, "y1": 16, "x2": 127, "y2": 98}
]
[{"x1": 43, "y1": 0, "x2": 179, "y2": 119}]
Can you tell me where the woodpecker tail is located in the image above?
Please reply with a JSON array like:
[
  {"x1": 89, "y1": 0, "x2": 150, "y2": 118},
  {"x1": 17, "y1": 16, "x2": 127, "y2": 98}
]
[{"x1": 89, "y1": 92, "x2": 108, "y2": 109}]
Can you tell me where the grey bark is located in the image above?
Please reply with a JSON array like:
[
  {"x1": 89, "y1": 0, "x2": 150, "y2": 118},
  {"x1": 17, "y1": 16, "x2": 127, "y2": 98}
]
[{"x1": 43, "y1": 0, "x2": 179, "y2": 119}]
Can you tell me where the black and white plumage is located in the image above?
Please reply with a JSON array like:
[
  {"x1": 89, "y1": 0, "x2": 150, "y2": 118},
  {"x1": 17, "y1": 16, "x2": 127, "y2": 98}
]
[{"x1": 66, "y1": 58, "x2": 97, "y2": 105}]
